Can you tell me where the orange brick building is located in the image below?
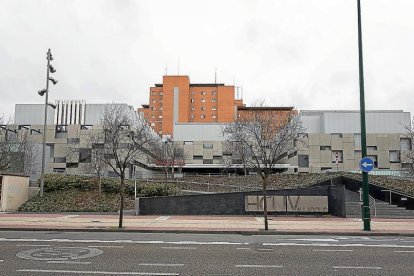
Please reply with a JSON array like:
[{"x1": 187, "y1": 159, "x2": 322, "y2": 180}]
[{"x1": 139, "y1": 75, "x2": 244, "y2": 137}]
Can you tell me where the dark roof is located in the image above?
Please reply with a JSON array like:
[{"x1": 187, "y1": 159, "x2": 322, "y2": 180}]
[
  {"x1": 141, "y1": 104, "x2": 149, "y2": 108},
  {"x1": 189, "y1": 83, "x2": 226, "y2": 87},
  {"x1": 154, "y1": 84, "x2": 163, "y2": 87},
  {"x1": 237, "y1": 106, "x2": 294, "y2": 111}
]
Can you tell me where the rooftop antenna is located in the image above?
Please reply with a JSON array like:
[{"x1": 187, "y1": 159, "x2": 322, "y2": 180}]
[
  {"x1": 165, "y1": 63, "x2": 168, "y2": 76},
  {"x1": 214, "y1": 67, "x2": 217, "y2": 84},
  {"x1": 177, "y1": 59, "x2": 180, "y2": 75}
]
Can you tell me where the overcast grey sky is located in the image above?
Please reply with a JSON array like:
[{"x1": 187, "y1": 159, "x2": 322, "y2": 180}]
[{"x1": 1, "y1": 0, "x2": 413, "y2": 119}]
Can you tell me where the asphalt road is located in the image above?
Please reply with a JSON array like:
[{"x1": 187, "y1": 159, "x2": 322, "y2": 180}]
[{"x1": 1, "y1": 231, "x2": 414, "y2": 275}]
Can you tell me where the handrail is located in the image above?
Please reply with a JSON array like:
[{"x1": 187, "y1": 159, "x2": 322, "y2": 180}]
[{"x1": 359, "y1": 188, "x2": 376, "y2": 218}]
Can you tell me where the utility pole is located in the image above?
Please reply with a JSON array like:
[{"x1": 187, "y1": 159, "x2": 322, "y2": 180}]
[{"x1": 357, "y1": 0, "x2": 371, "y2": 231}]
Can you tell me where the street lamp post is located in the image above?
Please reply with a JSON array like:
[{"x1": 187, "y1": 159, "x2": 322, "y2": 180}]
[
  {"x1": 357, "y1": 0, "x2": 371, "y2": 231},
  {"x1": 39, "y1": 49, "x2": 58, "y2": 197}
]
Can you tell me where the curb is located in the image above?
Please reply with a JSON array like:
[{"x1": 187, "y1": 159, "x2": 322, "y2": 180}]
[{"x1": 1, "y1": 227, "x2": 414, "y2": 237}]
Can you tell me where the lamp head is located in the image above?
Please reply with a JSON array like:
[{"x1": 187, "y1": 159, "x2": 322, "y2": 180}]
[
  {"x1": 47, "y1": 103, "x2": 57, "y2": 109},
  {"x1": 49, "y1": 77, "x2": 58, "y2": 85},
  {"x1": 49, "y1": 65, "x2": 56, "y2": 73},
  {"x1": 38, "y1": 89, "x2": 47, "y2": 96}
]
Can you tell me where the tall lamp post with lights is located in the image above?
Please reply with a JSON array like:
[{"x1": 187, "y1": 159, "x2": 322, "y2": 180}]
[
  {"x1": 357, "y1": 0, "x2": 371, "y2": 231},
  {"x1": 38, "y1": 48, "x2": 58, "y2": 197}
]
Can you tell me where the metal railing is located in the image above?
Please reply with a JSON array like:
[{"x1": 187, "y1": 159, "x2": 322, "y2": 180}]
[{"x1": 359, "y1": 188, "x2": 377, "y2": 218}]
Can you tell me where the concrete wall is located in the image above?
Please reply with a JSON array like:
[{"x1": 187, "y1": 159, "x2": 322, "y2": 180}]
[
  {"x1": 0, "y1": 175, "x2": 29, "y2": 212},
  {"x1": 137, "y1": 180, "x2": 346, "y2": 217}
]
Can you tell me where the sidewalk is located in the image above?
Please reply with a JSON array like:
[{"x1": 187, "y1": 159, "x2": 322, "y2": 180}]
[{"x1": 1, "y1": 213, "x2": 414, "y2": 236}]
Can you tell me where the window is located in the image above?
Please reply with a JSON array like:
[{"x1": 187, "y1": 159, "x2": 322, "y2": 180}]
[
  {"x1": 191, "y1": 98, "x2": 195, "y2": 103},
  {"x1": 320, "y1": 146, "x2": 331, "y2": 151},
  {"x1": 201, "y1": 114, "x2": 205, "y2": 119},
  {"x1": 367, "y1": 146, "x2": 377, "y2": 151},
  {"x1": 201, "y1": 91, "x2": 206, "y2": 95},
  {"x1": 158, "y1": 115, "x2": 162, "y2": 118},
  {"x1": 367, "y1": 155, "x2": 378, "y2": 167},
  {"x1": 203, "y1": 144, "x2": 213, "y2": 149},
  {"x1": 212, "y1": 106, "x2": 216, "y2": 111},
  {"x1": 191, "y1": 91, "x2": 195, "y2": 95},
  {"x1": 332, "y1": 151, "x2": 343, "y2": 163},
  {"x1": 151, "y1": 107, "x2": 155, "y2": 111},
  {"x1": 213, "y1": 155, "x2": 222, "y2": 160},
  {"x1": 79, "y1": 149, "x2": 92, "y2": 163},
  {"x1": 389, "y1": 151, "x2": 400, "y2": 163},
  {"x1": 212, "y1": 98, "x2": 216, "y2": 103},
  {"x1": 184, "y1": 141, "x2": 194, "y2": 145},
  {"x1": 193, "y1": 155, "x2": 203, "y2": 160},
  {"x1": 203, "y1": 159, "x2": 213, "y2": 164},
  {"x1": 151, "y1": 122, "x2": 155, "y2": 126},
  {"x1": 159, "y1": 107, "x2": 163, "y2": 111},
  {"x1": 201, "y1": 106, "x2": 205, "y2": 111},
  {"x1": 190, "y1": 114, "x2": 194, "y2": 119},
  {"x1": 151, "y1": 91, "x2": 157, "y2": 96},
  {"x1": 191, "y1": 106, "x2": 195, "y2": 111},
  {"x1": 54, "y1": 157, "x2": 66, "y2": 163},
  {"x1": 298, "y1": 133, "x2": 308, "y2": 138},
  {"x1": 160, "y1": 91, "x2": 163, "y2": 96},
  {"x1": 212, "y1": 91, "x2": 216, "y2": 95},
  {"x1": 298, "y1": 155, "x2": 309, "y2": 167},
  {"x1": 152, "y1": 99, "x2": 156, "y2": 103},
  {"x1": 66, "y1": 163, "x2": 78, "y2": 169},
  {"x1": 212, "y1": 114, "x2": 217, "y2": 119},
  {"x1": 201, "y1": 98, "x2": 206, "y2": 103}
]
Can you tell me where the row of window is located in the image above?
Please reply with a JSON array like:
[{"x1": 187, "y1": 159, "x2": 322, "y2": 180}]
[
  {"x1": 191, "y1": 106, "x2": 217, "y2": 111},
  {"x1": 190, "y1": 114, "x2": 217, "y2": 119},
  {"x1": 151, "y1": 91, "x2": 217, "y2": 96},
  {"x1": 191, "y1": 98, "x2": 216, "y2": 103}
]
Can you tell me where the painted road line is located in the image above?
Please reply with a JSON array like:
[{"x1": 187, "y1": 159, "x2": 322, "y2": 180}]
[
  {"x1": 313, "y1": 249, "x2": 354, "y2": 252},
  {"x1": 16, "y1": 269, "x2": 179, "y2": 275},
  {"x1": 236, "y1": 248, "x2": 252, "y2": 250},
  {"x1": 138, "y1": 263, "x2": 184, "y2": 267},
  {"x1": 262, "y1": 242, "x2": 414, "y2": 248},
  {"x1": 394, "y1": 250, "x2": 414, "y2": 253},
  {"x1": 0, "y1": 260, "x2": 4, "y2": 262},
  {"x1": 332, "y1": 266, "x2": 382, "y2": 270},
  {"x1": 236, "y1": 265, "x2": 283, "y2": 268},
  {"x1": 47, "y1": 261, "x2": 92, "y2": 264},
  {"x1": 161, "y1": 246, "x2": 197, "y2": 250},
  {"x1": 16, "y1": 244, "x2": 51, "y2": 247},
  {"x1": 257, "y1": 249, "x2": 273, "y2": 251},
  {"x1": 88, "y1": 245, "x2": 124, "y2": 248}
]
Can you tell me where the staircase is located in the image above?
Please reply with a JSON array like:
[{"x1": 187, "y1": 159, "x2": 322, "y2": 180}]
[{"x1": 345, "y1": 190, "x2": 414, "y2": 218}]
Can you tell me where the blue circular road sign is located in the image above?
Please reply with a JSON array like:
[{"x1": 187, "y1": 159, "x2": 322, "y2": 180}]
[{"x1": 359, "y1": 157, "x2": 374, "y2": 172}]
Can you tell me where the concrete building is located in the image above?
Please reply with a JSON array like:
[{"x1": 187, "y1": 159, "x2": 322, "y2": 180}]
[
  {"x1": 296, "y1": 110, "x2": 412, "y2": 173},
  {"x1": 11, "y1": 100, "x2": 157, "y2": 178}
]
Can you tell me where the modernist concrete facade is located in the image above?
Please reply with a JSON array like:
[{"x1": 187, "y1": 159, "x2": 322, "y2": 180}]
[
  {"x1": 9, "y1": 101, "x2": 157, "y2": 178},
  {"x1": 296, "y1": 110, "x2": 412, "y2": 173}
]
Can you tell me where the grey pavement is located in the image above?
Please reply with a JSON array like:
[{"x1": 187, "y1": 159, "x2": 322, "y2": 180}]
[{"x1": 1, "y1": 213, "x2": 414, "y2": 236}]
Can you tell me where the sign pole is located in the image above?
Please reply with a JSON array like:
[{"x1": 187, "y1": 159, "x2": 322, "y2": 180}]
[{"x1": 357, "y1": 0, "x2": 371, "y2": 231}]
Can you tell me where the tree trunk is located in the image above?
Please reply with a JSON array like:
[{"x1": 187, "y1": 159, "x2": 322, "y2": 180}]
[
  {"x1": 164, "y1": 168, "x2": 168, "y2": 191},
  {"x1": 118, "y1": 172, "x2": 125, "y2": 229},
  {"x1": 98, "y1": 175, "x2": 102, "y2": 195},
  {"x1": 262, "y1": 177, "x2": 269, "y2": 231}
]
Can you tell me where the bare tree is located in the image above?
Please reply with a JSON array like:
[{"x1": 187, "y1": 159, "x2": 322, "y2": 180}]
[
  {"x1": 99, "y1": 104, "x2": 157, "y2": 228},
  {"x1": 402, "y1": 117, "x2": 414, "y2": 175},
  {"x1": 223, "y1": 108, "x2": 303, "y2": 230},
  {"x1": 0, "y1": 116, "x2": 40, "y2": 175}
]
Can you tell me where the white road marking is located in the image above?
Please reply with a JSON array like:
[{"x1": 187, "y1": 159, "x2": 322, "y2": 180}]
[
  {"x1": 16, "y1": 244, "x2": 51, "y2": 247},
  {"x1": 0, "y1": 260, "x2": 4, "y2": 262},
  {"x1": 394, "y1": 250, "x2": 414, "y2": 253},
  {"x1": 263, "y1": 242, "x2": 414, "y2": 248},
  {"x1": 161, "y1": 246, "x2": 197, "y2": 250},
  {"x1": 236, "y1": 248, "x2": 251, "y2": 250},
  {"x1": 236, "y1": 265, "x2": 283, "y2": 268},
  {"x1": 287, "y1": 238, "x2": 338, "y2": 242},
  {"x1": 332, "y1": 266, "x2": 382, "y2": 270},
  {"x1": 257, "y1": 249, "x2": 273, "y2": 251},
  {"x1": 314, "y1": 249, "x2": 353, "y2": 252},
  {"x1": 0, "y1": 238, "x2": 242, "y2": 246},
  {"x1": 47, "y1": 261, "x2": 91, "y2": 264},
  {"x1": 88, "y1": 245, "x2": 124, "y2": 248},
  {"x1": 16, "y1": 269, "x2": 179, "y2": 275},
  {"x1": 138, "y1": 263, "x2": 184, "y2": 267}
]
